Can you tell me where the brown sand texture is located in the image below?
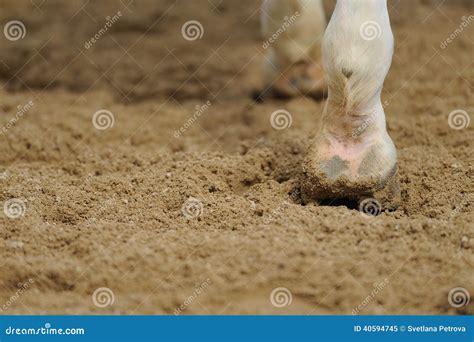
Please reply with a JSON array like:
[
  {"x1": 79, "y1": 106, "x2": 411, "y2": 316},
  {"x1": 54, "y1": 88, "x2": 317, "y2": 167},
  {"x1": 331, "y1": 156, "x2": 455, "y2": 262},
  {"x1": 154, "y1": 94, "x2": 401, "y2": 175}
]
[{"x1": 0, "y1": 0, "x2": 472, "y2": 315}]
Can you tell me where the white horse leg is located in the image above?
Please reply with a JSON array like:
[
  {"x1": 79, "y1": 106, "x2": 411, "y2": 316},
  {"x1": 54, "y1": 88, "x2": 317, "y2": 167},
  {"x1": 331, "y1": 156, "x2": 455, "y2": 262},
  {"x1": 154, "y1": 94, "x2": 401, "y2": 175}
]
[
  {"x1": 302, "y1": 0, "x2": 400, "y2": 210},
  {"x1": 260, "y1": 0, "x2": 326, "y2": 99}
]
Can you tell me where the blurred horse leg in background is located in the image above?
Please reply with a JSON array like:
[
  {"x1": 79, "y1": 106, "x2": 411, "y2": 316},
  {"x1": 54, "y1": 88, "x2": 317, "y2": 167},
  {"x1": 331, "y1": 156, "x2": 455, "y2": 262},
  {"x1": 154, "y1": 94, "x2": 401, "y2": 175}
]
[{"x1": 260, "y1": 0, "x2": 327, "y2": 99}]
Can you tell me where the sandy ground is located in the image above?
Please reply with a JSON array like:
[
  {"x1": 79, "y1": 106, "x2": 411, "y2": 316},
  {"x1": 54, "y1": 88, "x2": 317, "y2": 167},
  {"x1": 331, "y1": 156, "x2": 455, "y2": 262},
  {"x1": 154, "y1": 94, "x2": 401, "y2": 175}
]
[{"x1": 0, "y1": 0, "x2": 472, "y2": 315}]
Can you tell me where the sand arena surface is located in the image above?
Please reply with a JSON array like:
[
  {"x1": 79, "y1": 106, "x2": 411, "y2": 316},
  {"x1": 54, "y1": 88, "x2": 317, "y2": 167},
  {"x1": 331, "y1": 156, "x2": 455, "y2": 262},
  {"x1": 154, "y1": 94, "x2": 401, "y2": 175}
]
[{"x1": 0, "y1": 0, "x2": 472, "y2": 314}]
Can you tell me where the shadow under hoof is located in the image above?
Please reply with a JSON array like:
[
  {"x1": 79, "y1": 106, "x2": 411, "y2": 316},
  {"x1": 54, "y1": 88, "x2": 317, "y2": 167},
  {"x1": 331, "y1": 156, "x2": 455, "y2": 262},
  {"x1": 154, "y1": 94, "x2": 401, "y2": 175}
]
[{"x1": 318, "y1": 198, "x2": 360, "y2": 211}]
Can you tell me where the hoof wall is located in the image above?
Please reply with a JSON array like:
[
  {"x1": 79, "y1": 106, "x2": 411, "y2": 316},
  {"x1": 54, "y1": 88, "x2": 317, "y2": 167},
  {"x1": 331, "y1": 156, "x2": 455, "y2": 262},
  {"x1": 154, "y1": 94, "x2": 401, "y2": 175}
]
[{"x1": 301, "y1": 165, "x2": 401, "y2": 213}]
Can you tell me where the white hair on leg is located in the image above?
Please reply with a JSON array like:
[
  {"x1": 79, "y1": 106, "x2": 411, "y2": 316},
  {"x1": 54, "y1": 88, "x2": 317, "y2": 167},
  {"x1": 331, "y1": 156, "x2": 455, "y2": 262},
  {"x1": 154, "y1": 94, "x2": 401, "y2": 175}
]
[{"x1": 323, "y1": 0, "x2": 393, "y2": 116}]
